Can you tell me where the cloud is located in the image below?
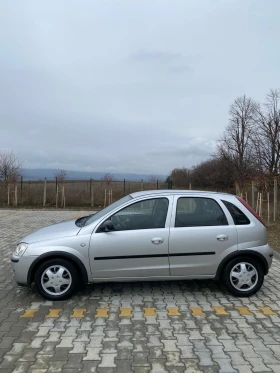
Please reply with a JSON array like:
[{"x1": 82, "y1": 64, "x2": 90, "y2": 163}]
[
  {"x1": 130, "y1": 50, "x2": 185, "y2": 63},
  {"x1": 129, "y1": 49, "x2": 192, "y2": 74},
  {"x1": 0, "y1": 0, "x2": 280, "y2": 176}
]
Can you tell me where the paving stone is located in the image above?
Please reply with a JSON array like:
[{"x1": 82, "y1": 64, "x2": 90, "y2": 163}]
[
  {"x1": 11, "y1": 362, "x2": 31, "y2": 373},
  {"x1": 29, "y1": 355, "x2": 53, "y2": 369},
  {"x1": 196, "y1": 350, "x2": 217, "y2": 366},
  {"x1": 52, "y1": 348, "x2": 71, "y2": 361},
  {"x1": 0, "y1": 337, "x2": 18, "y2": 349},
  {"x1": 149, "y1": 359, "x2": 168, "y2": 373},
  {"x1": 63, "y1": 353, "x2": 85, "y2": 368},
  {"x1": 133, "y1": 367, "x2": 151, "y2": 373},
  {"x1": 245, "y1": 357, "x2": 273, "y2": 372},
  {"x1": 182, "y1": 358, "x2": 203, "y2": 373},
  {"x1": 227, "y1": 351, "x2": 250, "y2": 366},
  {"x1": 83, "y1": 347, "x2": 102, "y2": 361},
  {"x1": 0, "y1": 210, "x2": 280, "y2": 373},
  {"x1": 18, "y1": 348, "x2": 39, "y2": 362},
  {"x1": 214, "y1": 358, "x2": 238, "y2": 372},
  {"x1": 47, "y1": 361, "x2": 66, "y2": 372},
  {"x1": 98, "y1": 353, "x2": 117, "y2": 368},
  {"x1": 267, "y1": 366, "x2": 280, "y2": 373},
  {"x1": 115, "y1": 359, "x2": 133, "y2": 371}
]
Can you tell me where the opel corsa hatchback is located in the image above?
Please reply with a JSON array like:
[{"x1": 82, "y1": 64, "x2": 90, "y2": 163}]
[{"x1": 11, "y1": 191, "x2": 273, "y2": 300}]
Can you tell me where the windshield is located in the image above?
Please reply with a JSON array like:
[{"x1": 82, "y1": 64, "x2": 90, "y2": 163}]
[{"x1": 84, "y1": 195, "x2": 133, "y2": 226}]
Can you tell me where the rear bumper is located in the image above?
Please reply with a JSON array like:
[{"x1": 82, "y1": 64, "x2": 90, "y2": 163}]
[
  {"x1": 255, "y1": 243, "x2": 273, "y2": 270},
  {"x1": 238, "y1": 244, "x2": 273, "y2": 273}
]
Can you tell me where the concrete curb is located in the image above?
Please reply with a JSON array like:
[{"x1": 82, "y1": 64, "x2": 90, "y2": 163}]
[{"x1": 273, "y1": 249, "x2": 280, "y2": 261}]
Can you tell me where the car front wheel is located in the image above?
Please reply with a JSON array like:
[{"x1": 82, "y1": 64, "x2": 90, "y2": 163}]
[
  {"x1": 223, "y1": 256, "x2": 264, "y2": 297},
  {"x1": 35, "y1": 259, "x2": 79, "y2": 300}
]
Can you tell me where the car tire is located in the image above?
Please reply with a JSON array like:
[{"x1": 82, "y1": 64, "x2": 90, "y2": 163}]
[
  {"x1": 35, "y1": 259, "x2": 79, "y2": 300},
  {"x1": 223, "y1": 256, "x2": 264, "y2": 297}
]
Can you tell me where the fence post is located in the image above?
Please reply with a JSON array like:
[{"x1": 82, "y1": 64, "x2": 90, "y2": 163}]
[
  {"x1": 141, "y1": 179, "x2": 144, "y2": 191},
  {"x1": 123, "y1": 179, "x2": 126, "y2": 196},
  {"x1": 189, "y1": 182, "x2": 192, "y2": 190},
  {"x1": 14, "y1": 186, "x2": 18, "y2": 207},
  {"x1": 55, "y1": 177, "x2": 58, "y2": 193},
  {"x1": 259, "y1": 192, "x2": 262, "y2": 217},
  {"x1": 7, "y1": 185, "x2": 10, "y2": 206},
  {"x1": 235, "y1": 182, "x2": 239, "y2": 195},
  {"x1": 90, "y1": 179, "x2": 94, "y2": 207},
  {"x1": 251, "y1": 181, "x2": 254, "y2": 208},
  {"x1": 274, "y1": 178, "x2": 277, "y2": 222},
  {"x1": 90, "y1": 179, "x2": 92, "y2": 199},
  {"x1": 43, "y1": 177, "x2": 47, "y2": 207},
  {"x1": 61, "y1": 186, "x2": 64, "y2": 208},
  {"x1": 267, "y1": 192, "x2": 270, "y2": 226},
  {"x1": 104, "y1": 189, "x2": 107, "y2": 207},
  {"x1": 55, "y1": 187, "x2": 58, "y2": 208},
  {"x1": 21, "y1": 176, "x2": 23, "y2": 201}
]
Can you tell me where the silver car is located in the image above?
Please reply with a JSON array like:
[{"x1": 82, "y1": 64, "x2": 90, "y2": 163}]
[{"x1": 11, "y1": 190, "x2": 273, "y2": 300}]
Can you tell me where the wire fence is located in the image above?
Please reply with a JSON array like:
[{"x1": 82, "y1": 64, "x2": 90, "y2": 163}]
[
  {"x1": 1, "y1": 178, "x2": 279, "y2": 225},
  {"x1": 0, "y1": 178, "x2": 168, "y2": 208}
]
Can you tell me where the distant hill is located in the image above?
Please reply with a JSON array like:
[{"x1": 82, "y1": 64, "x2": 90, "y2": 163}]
[{"x1": 22, "y1": 168, "x2": 167, "y2": 182}]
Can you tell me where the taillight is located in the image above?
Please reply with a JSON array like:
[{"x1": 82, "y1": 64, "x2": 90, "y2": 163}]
[{"x1": 236, "y1": 196, "x2": 265, "y2": 226}]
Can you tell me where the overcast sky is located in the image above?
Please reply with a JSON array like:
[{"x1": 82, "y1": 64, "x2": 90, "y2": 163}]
[{"x1": 1, "y1": 0, "x2": 280, "y2": 175}]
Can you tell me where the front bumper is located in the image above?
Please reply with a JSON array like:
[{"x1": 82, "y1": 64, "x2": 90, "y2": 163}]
[{"x1": 11, "y1": 254, "x2": 38, "y2": 286}]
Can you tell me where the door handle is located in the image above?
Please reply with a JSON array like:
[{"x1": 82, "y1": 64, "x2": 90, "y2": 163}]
[
  {"x1": 216, "y1": 234, "x2": 229, "y2": 241},
  {"x1": 151, "y1": 237, "x2": 164, "y2": 245}
]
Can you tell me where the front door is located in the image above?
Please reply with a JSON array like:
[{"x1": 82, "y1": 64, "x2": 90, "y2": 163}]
[
  {"x1": 169, "y1": 196, "x2": 238, "y2": 276},
  {"x1": 89, "y1": 196, "x2": 173, "y2": 279}
]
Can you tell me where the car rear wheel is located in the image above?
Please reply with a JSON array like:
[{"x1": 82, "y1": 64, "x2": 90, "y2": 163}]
[
  {"x1": 35, "y1": 259, "x2": 79, "y2": 300},
  {"x1": 223, "y1": 256, "x2": 264, "y2": 297}
]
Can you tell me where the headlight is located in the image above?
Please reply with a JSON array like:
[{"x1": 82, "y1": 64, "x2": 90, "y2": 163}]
[{"x1": 14, "y1": 243, "x2": 28, "y2": 257}]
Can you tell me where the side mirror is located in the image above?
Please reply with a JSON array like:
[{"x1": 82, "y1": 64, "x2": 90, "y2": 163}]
[{"x1": 100, "y1": 220, "x2": 115, "y2": 232}]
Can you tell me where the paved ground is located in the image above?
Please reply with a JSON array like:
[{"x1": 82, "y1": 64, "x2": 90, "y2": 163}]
[{"x1": 1, "y1": 209, "x2": 280, "y2": 373}]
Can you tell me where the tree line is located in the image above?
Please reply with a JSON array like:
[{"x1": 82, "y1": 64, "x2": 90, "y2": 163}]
[{"x1": 166, "y1": 89, "x2": 280, "y2": 191}]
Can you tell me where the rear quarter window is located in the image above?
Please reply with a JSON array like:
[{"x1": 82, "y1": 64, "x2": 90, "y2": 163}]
[{"x1": 221, "y1": 200, "x2": 250, "y2": 225}]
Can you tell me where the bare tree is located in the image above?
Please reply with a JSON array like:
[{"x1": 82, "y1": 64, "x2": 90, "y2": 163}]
[
  {"x1": 148, "y1": 175, "x2": 157, "y2": 183},
  {"x1": 101, "y1": 173, "x2": 114, "y2": 185},
  {"x1": 217, "y1": 95, "x2": 258, "y2": 186},
  {"x1": 147, "y1": 175, "x2": 157, "y2": 189},
  {"x1": 253, "y1": 89, "x2": 280, "y2": 176},
  {"x1": 0, "y1": 151, "x2": 22, "y2": 184},
  {"x1": 168, "y1": 168, "x2": 191, "y2": 187},
  {"x1": 191, "y1": 157, "x2": 235, "y2": 190},
  {"x1": 54, "y1": 169, "x2": 67, "y2": 182}
]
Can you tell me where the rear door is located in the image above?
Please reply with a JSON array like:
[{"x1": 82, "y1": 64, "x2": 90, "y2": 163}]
[
  {"x1": 169, "y1": 195, "x2": 238, "y2": 276},
  {"x1": 89, "y1": 196, "x2": 173, "y2": 279}
]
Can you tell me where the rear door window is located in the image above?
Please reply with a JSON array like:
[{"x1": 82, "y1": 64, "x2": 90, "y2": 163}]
[{"x1": 175, "y1": 197, "x2": 228, "y2": 227}]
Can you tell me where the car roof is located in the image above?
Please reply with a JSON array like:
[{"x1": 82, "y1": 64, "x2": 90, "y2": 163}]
[{"x1": 130, "y1": 190, "x2": 232, "y2": 199}]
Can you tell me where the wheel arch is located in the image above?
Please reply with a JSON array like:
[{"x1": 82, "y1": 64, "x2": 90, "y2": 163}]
[
  {"x1": 215, "y1": 250, "x2": 269, "y2": 281},
  {"x1": 27, "y1": 251, "x2": 89, "y2": 285}
]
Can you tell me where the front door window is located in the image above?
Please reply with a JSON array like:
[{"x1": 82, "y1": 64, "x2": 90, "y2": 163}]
[{"x1": 110, "y1": 198, "x2": 169, "y2": 231}]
